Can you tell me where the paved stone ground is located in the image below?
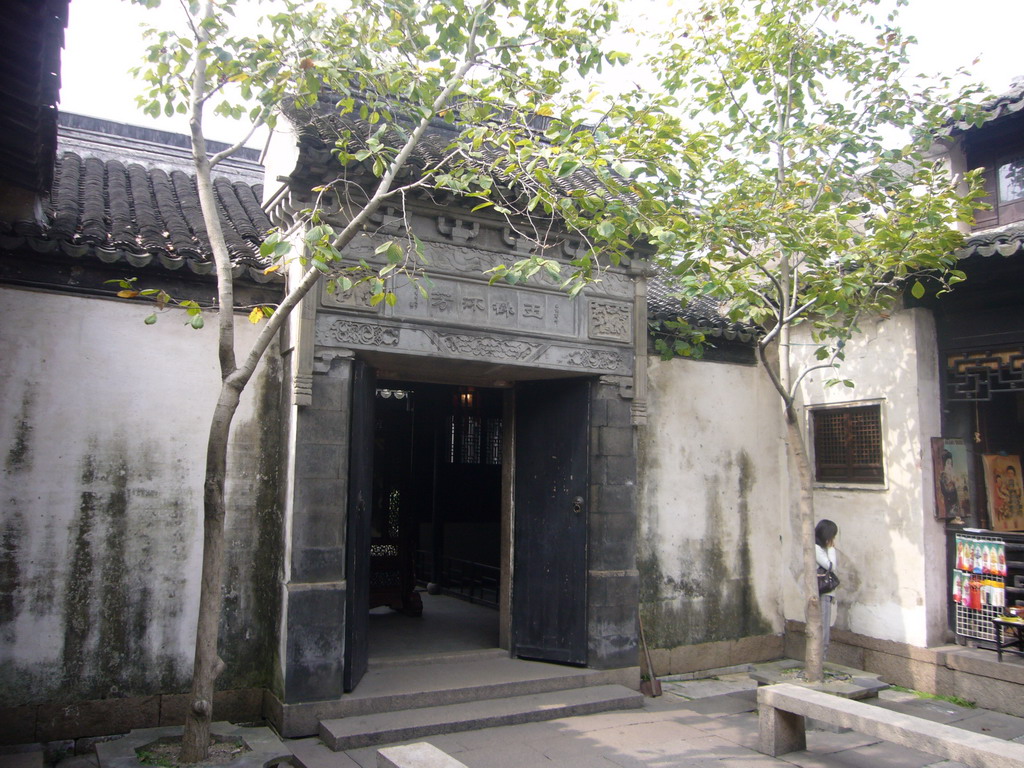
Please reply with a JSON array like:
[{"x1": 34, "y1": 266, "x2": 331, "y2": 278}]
[
  {"x1": 284, "y1": 673, "x2": 1024, "y2": 768},
  {"x1": 15, "y1": 673, "x2": 1023, "y2": 768}
]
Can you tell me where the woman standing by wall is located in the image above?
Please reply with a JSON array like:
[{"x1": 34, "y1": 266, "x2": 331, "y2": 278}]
[{"x1": 815, "y1": 519, "x2": 839, "y2": 659}]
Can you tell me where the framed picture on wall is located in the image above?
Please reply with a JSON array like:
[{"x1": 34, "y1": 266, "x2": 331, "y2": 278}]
[
  {"x1": 981, "y1": 454, "x2": 1024, "y2": 532},
  {"x1": 931, "y1": 438, "x2": 971, "y2": 521}
]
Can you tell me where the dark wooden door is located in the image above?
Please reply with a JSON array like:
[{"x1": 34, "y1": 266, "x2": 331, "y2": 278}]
[
  {"x1": 344, "y1": 360, "x2": 375, "y2": 691},
  {"x1": 513, "y1": 377, "x2": 590, "y2": 665}
]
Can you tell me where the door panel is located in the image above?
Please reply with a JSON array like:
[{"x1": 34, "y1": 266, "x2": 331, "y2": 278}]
[
  {"x1": 513, "y1": 378, "x2": 590, "y2": 665},
  {"x1": 344, "y1": 360, "x2": 375, "y2": 691}
]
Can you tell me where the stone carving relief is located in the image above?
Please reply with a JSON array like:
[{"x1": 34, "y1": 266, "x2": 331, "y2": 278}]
[
  {"x1": 321, "y1": 278, "x2": 379, "y2": 313},
  {"x1": 312, "y1": 348, "x2": 355, "y2": 374},
  {"x1": 492, "y1": 300, "x2": 516, "y2": 319},
  {"x1": 462, "y1": 296, "x2": 486, "y2": 313},
  {"x1": 419, "y1": 241, "x2": 506, "y2": 276},
  {"x1": 430, "y1": 291, "x2": 456, "y2": 313},
  {"x1": 367, "y1": 206, "x2": 407, "y2": 234},
  {"x1": 588, "y1": 300, "x2": 632, "y2": 342},
  {"x1": 433, "y1": 332, "x2": 542, "y2": 361},
  {"x1": 293, "y1": 373, "x2": 313, "y2": 402},
  {"x1": 391, "y1": 275, "x2": 578, "y2": 339},
  {"x1": 590, "y1": 269, "x2": 633, "y2": 299},
  {"x1": 563, "y1": 237, "x2": 589, "y2": 259},
  {"x1": 324, "y1": 319, "x2": 400, "y2": 347},
  {"x1": 436, "y1": 216, "x2": 480, "y2": 243},
  {"x1": 562, "y1": 349, "x2": 625, "y2": 371},
  {"x1": 522, "y1": 301, "x2": 544, "y2": 319},
  {"x1": 338, "y1": 232, "x2": 632, "y2": 301},
  {"x1": 501, "y1": 227, "x2": 538, "y2": 256}
]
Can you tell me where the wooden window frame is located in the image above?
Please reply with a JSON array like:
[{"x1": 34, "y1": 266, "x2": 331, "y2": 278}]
[
  {"x1": 970, "y1": 146, "x2": 1024, "y2": 230},
  {"x1": 809, "y1": 401, "x2": 886, "y2": 488},
  {"x1": 997, "y1": 155, "x2": 1024, "y2": 204}
]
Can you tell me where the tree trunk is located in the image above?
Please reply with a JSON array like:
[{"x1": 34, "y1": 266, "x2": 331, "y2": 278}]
[
  {"x1": 785, "y1": 410, "x2": 824, "y2": 682},
  {"x1": 180, "y1": 384, "x2": 242, "y2": 762}
]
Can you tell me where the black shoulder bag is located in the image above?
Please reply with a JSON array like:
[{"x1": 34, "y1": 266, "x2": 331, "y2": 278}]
[{"x1": 817, "y1": 565, "x2": 839, "y2": 594}]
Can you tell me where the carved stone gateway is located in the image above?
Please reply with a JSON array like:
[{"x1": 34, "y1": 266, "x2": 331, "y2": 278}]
[
  {"x1": 306, "y1": 226, "x2": 638, "y2": 377},
  {"x1": 588, "y1": 300, "x2": 633, "y2": 343},
  {"x1": 272, "y1": 194, "x2": 646, "y2": 730}
]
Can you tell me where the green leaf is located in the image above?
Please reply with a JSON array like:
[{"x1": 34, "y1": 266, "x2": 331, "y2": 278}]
[
  {"x1": 412, "y1": 234, "x2": 428, "y2": 264},
  {"x1": 911, "y1": 281, "x2": 925, "y2": 299}
]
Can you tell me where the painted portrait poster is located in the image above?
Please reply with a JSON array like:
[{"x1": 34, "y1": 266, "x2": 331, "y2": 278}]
[
  {"x1": 981, "y1": 454, "x2": 1024, "y2": 532},
  {"x1": 931, "y1": 438, "x2": 970, "y2": 521}
]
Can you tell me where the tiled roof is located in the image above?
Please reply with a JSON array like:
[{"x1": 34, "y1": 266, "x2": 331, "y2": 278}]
[
  {"x1": 284, "y1": 97, "x2": 637, "y2": 204},
  {"x1": 957, "y1": 221, "x2": 1024, "y2": 260},
  {"x1": 953, "y1": 77, "x2": 1024, "y2": 134},
  {"x1": 0, "y1": 0, "x2": 69, "y2": 193},
  {"x1": 647, "y1": 270, "x2": 756, "y2": 342},
  {"x1": 0, "y1": 150, "x2": 276, "y2": 282}
]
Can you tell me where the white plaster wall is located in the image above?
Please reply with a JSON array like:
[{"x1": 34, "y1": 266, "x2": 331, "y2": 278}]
[
  {"x1": 0, "y1": 287, "x2": 281, "y2": 702},
  {"x1": 789, "y1": 308, "x2": 945, "y2": 647},
  {"x1": 260, "y1": 118, "x2": 301, "y2": 211},
  {"x1": 639, "y1": 354, "x2": 786, "y2": 646}
]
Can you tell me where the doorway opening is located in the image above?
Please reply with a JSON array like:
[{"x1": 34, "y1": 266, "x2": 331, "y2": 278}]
[{"x1": 366, "y1": 380, "x2": 505, "y2": 661}]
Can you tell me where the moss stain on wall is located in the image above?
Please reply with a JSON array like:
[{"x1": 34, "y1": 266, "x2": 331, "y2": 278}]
[
  {"x1": 0, "y1": 510, "x2": 24, "y2": 631},
  {"x1": 5, "y1": 391, "x2": 35, "y2": 473},
  {"x1": 45, "y1": 441, "x2": 194, "y2": 702},
  {"x1": 220, "y1": 354, "x2": 283, "y2": 690},
  {"x1": 640, "y1": 449, "x2": 771, "y2": 649},
  {"x1": 62, "y1": 455, "x2": 98, "y2": 691},
  {"x1": 1, "y1": 390, "x2": 35, "y2": 632}
]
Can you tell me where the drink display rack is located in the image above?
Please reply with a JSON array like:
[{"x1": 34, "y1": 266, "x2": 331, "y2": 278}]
[{"x1": 953, "y1": 533, "x2": 1007, "y2": 643}]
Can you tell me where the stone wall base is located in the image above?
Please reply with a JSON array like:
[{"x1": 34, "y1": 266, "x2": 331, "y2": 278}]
[
  {"x1": 0, "y1": 689, "x2": 263, "y2": 748},
  {"x1": 784, "y1": 620, "x2": 1024, "y2": 717},
  {"x1": 651, "y1": 624, "x2": 1024, "y2": 719},
  {"x1": 648, "y1": 633, "x2": 785, "y2": 678}
]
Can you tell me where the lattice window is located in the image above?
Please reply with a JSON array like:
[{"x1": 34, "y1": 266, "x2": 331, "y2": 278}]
[
  {"x1": 946, "y1": 347, "x2": 1024, "y2": 401},
  {"x1": 484, "y1": 418, "x2": 503, "y2": 466},
  {"x1": 812, "y1": 404, "x2": 884, "y2": 484},
  {"x1": 460, "y1": 415, "x2": 481, "y2": 464},
  {"x1": 999, "y1": 156, "x2": 1024, "y2": 204},
  {"x1": 448, "y1": 414, "x2": 484, "y2": 464}
]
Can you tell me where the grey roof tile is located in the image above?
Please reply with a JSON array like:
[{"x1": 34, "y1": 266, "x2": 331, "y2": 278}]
[
  {"x1": 648, "y1": 270, "x2": 756, "y2": 342},
  {"x1": 953, "y1": 76, "x2": 1024, "y2": 133},
  {"x1": 957, "y1": 221, "x2": 1024, "y2": 260},
  {"x1": 0, "y1": 151, "x2": 277, "y2": 282},
  {"x1": 283, "y1": 96, "x2": 638, "y2": 205}
]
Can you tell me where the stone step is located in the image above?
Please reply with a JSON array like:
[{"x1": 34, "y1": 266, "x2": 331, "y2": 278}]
[
  {"x1": 277, "y1": 653, "x2": 640, "y2": 737},
  {"x1": 0, "y1": 753, "x2": 43, "y2": 768},
  {"x1": 317, "y1": 683, "x2": 644, "y2": 751},
  {"x1": 368, "y1": 648, "x2": 508, "y2": 670}
]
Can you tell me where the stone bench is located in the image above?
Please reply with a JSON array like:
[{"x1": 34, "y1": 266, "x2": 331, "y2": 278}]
[
  {"x1": 758, "y1": 683, "x2": 1024, "y2": 768},
  {"x1": 377, "y1": 743, "x2": 468, "y2": 768}
]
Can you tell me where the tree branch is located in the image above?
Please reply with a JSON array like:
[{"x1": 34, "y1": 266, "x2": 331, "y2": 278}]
[
  {"x1": 209, "y1": 115, "x2": 267, "y2": 167},
  {"x1": 783, "y1": 296, "x2": 817, "y2": 325},
  {"x1": 229, "y1": 14, "x2": 486, "y2": 390},
  {"x1": 190, "y1": 0, "x2": 236, "y2": 377},
  {"x1": 756, "y1": 337, "x2": 793, "y2": 407},
  {"x1": 791, "y1": 361, "x2": 839, "y2": 393}
]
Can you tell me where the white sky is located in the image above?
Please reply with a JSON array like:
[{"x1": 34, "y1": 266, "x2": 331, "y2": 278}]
[{"x1": 60, "y1": 0, "x2": 1023, "y2": 146}]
